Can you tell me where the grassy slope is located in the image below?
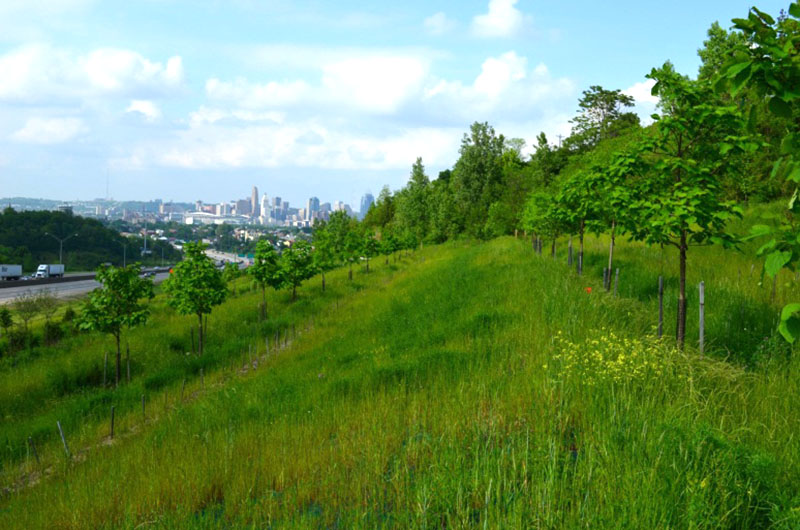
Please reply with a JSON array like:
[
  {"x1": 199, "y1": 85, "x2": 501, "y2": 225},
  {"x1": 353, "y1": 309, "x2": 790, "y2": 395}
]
[{"x1": 1, "y1": 237, "x2": 798, "y2": 528}]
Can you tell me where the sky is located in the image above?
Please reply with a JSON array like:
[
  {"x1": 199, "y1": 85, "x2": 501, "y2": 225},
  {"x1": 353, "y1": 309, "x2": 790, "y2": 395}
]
[{"x1": 0, "y1": 0, "x2": 791, "y2": 208}]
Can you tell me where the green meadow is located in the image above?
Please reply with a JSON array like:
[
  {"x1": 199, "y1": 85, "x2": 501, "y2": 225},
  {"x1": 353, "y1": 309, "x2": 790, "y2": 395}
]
[{"x1": 1, "y1": 231, "x2": 799, "y2": 528}]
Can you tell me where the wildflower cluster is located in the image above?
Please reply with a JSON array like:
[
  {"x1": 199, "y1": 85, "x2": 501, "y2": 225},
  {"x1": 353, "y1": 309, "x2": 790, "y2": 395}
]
[{"x1": 551, "y1": 329, "x2": 680, "y2": 387}]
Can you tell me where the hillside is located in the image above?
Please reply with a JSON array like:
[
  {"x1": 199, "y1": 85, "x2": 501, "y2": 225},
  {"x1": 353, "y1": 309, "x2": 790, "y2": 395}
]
[{"x1": 0, "y1": 235, "x2": 798, "y2": 528}]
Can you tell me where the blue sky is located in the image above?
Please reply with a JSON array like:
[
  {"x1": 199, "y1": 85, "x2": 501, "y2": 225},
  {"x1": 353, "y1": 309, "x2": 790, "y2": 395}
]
[{"x1": 0, "y1": 0, "x2": 790, "y2": 208}]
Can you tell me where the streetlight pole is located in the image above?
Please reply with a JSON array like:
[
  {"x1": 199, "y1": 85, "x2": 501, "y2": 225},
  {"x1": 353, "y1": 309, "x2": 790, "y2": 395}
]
[
  {"x1": 117, "y1": 241, "x2": 127, "y2": 267},
  {"x1": 44, "y1": 232, "x2": 78, "y2": 265}
]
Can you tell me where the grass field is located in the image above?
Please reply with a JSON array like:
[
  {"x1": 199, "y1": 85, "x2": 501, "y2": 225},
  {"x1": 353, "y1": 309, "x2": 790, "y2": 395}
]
[{"x1": 0, "y1": 232, "x2": 799, "y2": 528}]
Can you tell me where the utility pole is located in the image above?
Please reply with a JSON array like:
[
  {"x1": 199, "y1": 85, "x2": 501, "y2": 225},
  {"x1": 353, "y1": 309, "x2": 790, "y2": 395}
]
[
  {"x1": 45, "y1": 232, "x2": 78, "y2": 265},
  {"x1": 556, "y1": 134, "x2": 564, "y2": 148}
]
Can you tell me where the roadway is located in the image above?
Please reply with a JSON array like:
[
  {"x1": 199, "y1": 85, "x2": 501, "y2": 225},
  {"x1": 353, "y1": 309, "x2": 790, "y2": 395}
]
[{"x1": 0, "y1": 272, "x2": 170, "y2": 305}]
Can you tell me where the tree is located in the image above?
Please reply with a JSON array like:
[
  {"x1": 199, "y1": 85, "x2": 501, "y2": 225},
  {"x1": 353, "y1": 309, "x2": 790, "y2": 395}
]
[
  {"x1": 394, "y1": 157, "x2": 430, "y2": 243},
  {"x1": 249, "y1": 240, "x2": 282, "y2": 318},
  {"x1": 78, "y1": 264, "x2": 154, "y2": 387},
  {"x1": 12, "y1": 291, "x2": 41, "y2": 334},
  {"x1": 363, "y1": 186, "x2": 395, "y2": 228},
  {"x1": 720, "y1": 3, "x2": 800, "y2": 341},
  {"x1": 451, "y1": 122, "x2": 505, "y2": 238},
  {"x1": 698, "y1": 21, "x2": 747, "y2": 81},
  {"x1": 628, "y1": 65, "x2": 749, "y2": 348},
  {"x1": 0, "y1": 307, "x2": 12, "y2": 338},
  {"x1": 312, "y1": 221, "x2": 337, "y2": 291},
  {"x1": 343, "y1": 229, "x2": 363, "y2": 281},
  {"x1": 163, "y1": 242, "x2": 227, "y2": 355},
  {"x1": 568, "y1": 86, "x2": 639, "y2": 152},
  {"x1": 521, "y1": 191, "x2": 565, "y2": 257},
  {"x1": 281, "y1": 239, "x2": 315, "y2": 300},
  {"x1": 554, "y1": 170, "x2": 599, "y2": 273},
  {"x1": 362, "y1": 233, "x2": 379, "y2": 273}
]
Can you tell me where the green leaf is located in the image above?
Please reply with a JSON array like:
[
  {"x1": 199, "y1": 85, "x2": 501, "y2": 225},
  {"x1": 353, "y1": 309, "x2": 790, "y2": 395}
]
[
  {"x1": 749, "y1": 224, "x2": 773, "y2": 238},
  {"x1": 764, "y1": 250, "x2": 792, "y2": 278},
  {"x1": 768, "y1": 96, "x2": 792, "y2": 118},
  {"x1": 725, "y1": 60, "x2": 751, "y2": 78},
  {"x1": 779, "y1": 315, "x2": 800, "y2": 343},
  {"x1": 789, "y1": 3, "x2": 800, "y2": 18}
]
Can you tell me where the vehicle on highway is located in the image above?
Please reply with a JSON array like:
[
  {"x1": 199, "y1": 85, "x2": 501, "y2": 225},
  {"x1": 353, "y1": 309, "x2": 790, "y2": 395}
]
[
  {"x1": 0, "y1": 264, "x2": 22, "y2": 281},
  {"x1": 20, "y1": 275, "x2": 33, "y2": 281},
  {"x1": 35, "y1": 264, "x2": 65, "y2": 278}
]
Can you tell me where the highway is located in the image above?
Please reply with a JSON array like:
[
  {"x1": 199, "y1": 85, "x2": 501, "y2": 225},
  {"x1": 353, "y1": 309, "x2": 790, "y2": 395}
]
[{"x1": 0, "y1": 272, "x2": 170, "y2": 305}]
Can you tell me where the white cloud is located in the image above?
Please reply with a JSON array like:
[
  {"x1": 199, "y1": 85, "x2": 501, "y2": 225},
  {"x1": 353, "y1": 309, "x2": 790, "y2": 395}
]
[
  {"x1": 126, "y1": 100, "x2": 162, "y2": 122},
  {"x1": 11, "y1": 117, "x2": 86, "y2": 144},
  {"x1": 623, "y1": 79, "x2": 658, "y2": 105},
  {"x1": 205, "y1": 77, "x2": 311, "y2": 109},
  {"x1": 0, "y1": 44, "x2": 184, "y2": 104},
  {"x1": 424, "y1": 12, "x2": 455, "y2": 36},
  {"x1": 474, "y1": 51, "x2": 527, "y2": 98},
  {"x1": 472, "y1": 0, "x2": 526, "y2": 38},
  {"x1": 207, "y1": 55, "x2": 429, "y2": 115},
  {"x1": 149, "y1": 123, "x2": 461, "y2": 171},
  {"x1": 321, "y1": 56, "x2": 427, "y2": 113}
]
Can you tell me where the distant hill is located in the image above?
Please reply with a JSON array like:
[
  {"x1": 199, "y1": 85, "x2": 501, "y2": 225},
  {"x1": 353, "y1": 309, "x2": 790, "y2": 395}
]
[{"x1": 0, "y1": 207, "x2": 180, "y2": 272}]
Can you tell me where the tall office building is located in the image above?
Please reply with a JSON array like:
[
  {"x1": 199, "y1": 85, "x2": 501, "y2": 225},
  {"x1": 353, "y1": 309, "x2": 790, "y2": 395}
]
[
  {"x1": 360, "y1": 192, "x2": 374, "y2": 218},
  {"x1": 306, "y1": 197, "x2": 320, "y2": 220},
  {"x1": 260, "y1": 193, "x2": 270, "y2": 220},
  {"x1": 251, "y1": 186, "x2": 259, "y2": 217}
]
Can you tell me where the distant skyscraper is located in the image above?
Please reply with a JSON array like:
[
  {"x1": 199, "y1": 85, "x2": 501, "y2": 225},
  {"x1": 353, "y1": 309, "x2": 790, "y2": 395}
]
[
  {"x1": 360, "y1": 192, "x2": 374, "y2": 218},
  {"x1": 260, "y1": 193, "x2": 270, "y2": 220},
  {"x1": 251, "y1": 186, "x2": 259, "y2": 217},
  {"x1": 306, "y1": 197, "x2": 320, "y2": 220}
]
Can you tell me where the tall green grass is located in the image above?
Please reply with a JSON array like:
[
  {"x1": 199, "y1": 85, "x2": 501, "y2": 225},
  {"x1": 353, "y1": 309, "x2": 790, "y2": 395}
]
[{"x1": 0, "y1": 237, "x2": 797, "y2": 528}]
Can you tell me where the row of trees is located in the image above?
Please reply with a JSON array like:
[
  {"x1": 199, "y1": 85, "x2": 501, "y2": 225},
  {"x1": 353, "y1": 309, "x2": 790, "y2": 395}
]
[
  {"x1": 77, "y1": 225, "x2": 421, "y2": 383},
  {"x1": 352, "y1": 3, "x2": 799, "y2": 349}
]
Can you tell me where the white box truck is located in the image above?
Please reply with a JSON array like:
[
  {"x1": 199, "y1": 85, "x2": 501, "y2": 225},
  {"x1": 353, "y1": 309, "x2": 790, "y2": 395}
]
[
  {"x1": 35, "y1": 264, "x2": 65, "y2": 278},
  {"x1": 0, "y1": 264, "x2": 22, "y2": 280}
]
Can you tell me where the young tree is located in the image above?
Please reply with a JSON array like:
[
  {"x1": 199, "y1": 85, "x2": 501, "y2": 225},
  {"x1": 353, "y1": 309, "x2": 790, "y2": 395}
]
[
  {"x1": 0, "y1": 307, "x2": 12, "y2": 338},
  {"x1": 343, "y1": 230, "x2": 362, "y2": 281},
  {"x1": 163, "y1": 242, "x2": 227, "y2": 355},
  {"x1": 628, "y1": 65, "x2": 749, "y2": 348},
  {"x1": 78, "y1": 264, "x2": 154, "y2": 387},
  {"x1": 12, "y1": 291, "x2": 41, "y2": 334},
  {"x1": 281, "y1": 239, "x2": 315, "y2": 300},
  {"x1": 362, "y1": 233, "x2": 379, "y2": 273},
  {"x1": 522, "y1": 191, "x2": 566, "y2": 258},
  {"x1": 312, "y1": 222, "x2": 337, "y2": 291},
  {"x1": 249, "y1": 240, "x2": 282, "y2": 318},
  {"x1": 555, "y1": 170, "x2": 599, "y2": 274}
]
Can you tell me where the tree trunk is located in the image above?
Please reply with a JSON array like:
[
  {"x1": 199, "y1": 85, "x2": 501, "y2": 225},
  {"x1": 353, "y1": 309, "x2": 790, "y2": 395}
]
[
  {"x1": 115, "y1": 333, "x2": 121, "y2": 388},
  {"x1": 197, "y1": 314, "x2": 204, "y2": 356},
  {"x1": 677, "y1": 231, "x2": 688, "y2": 349},
  {"x1": 551, "y1": 238, "x2": 556, "y2": 259},
  {"x1": 607, "y1": 220, "x2": 616, "y2": 291},
  {"x1": 322, "y1": 271, "x2": 326, "y2": 292},
  {"x1": 579, "y1": 223, "x2": 585, "y2": 276},
  {"x1": 261, "y1": 286, "x2": 267, "y2": 320},
  {"x1": 366, "y1": 259, "x2": 370, "y2": 273}
]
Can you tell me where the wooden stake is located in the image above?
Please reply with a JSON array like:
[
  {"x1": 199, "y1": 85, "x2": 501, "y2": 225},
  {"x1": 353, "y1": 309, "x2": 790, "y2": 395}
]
[
  {"x1": 658, "y1": 276, "x2": 664, "y2": 338},
  {"x1": 568, "y1": 237, "x2": 573, "y2": 267},
  {"x1": 110, "y1": 406, "x2": 115, "y2": 439},
  {"x1": 699, "y1": 281, "x2": 705, "y2": 355},
  {"x1": 103, "y1": 350, "x2": 108, "y2": 388},
  {"x1": 614, "y1": 268, "x2": 619, "y2": 297},
  {"x1": 28, "y1": 437, "x2": 40, "y2": 465},
  {"x1": 181, "y1": 378, "x2": 187, "y2": 401},
  {"x1": 57, "y1": 421, "x2": 70, "y2": 459}
]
